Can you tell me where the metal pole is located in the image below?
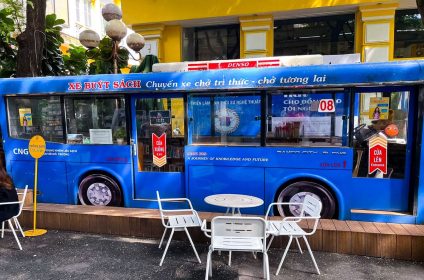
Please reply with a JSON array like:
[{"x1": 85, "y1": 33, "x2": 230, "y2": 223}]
[
  {"x1": 33, "y1": 158, "x2": 38, "y2": 231},
  {"x1": 113, "y1": 40, "x2": 118, "y2": 74}
]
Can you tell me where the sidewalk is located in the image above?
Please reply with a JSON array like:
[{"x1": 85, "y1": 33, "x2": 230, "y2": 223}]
[{"x1": 0, "y1": 230, "x2": 423, "y2": 279}]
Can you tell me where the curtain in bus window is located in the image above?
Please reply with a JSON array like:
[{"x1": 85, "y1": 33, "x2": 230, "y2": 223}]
[
  {"x1": 190, "y1": 95, "x2": 261, "y2": 146},
  {"x1": 266, "y1": 92, "x2": 347, "y2": 146},
  {"x1": 215, "y1": 96, "x2": 260, "y2": 136}
]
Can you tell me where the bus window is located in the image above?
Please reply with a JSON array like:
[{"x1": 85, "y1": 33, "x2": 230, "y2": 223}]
[
  {"x1": 353, "y1": 91, "x2": 410, "y2": 178},
  {"x1": 189, "y1": 94, "x2": 261, "y2": 146},
  {"x1": 136, "y1": 97, "x2": 185, "y2": 172},
  {"x1": 266, "y1": 91, "x2": 348, "y2": 147},
  {"x1": 64, "y1": 97, "x2": 127, "y2": 145},
  {"x1": 7, "y1": 96, "x2": 64, "y2": 143}
]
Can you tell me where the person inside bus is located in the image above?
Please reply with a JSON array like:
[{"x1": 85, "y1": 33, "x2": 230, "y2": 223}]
[{"x1": 0, "y1": 164, "x2": 19, "y2": 223}]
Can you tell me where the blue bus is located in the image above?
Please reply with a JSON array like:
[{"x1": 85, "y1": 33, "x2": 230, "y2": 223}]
[{"x1": 0, "y1": 60, "x2": 423, "y2": 224}]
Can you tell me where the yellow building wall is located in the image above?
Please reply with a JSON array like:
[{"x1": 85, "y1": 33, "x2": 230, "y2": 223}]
[
  {"x1": 162, "y1": 26, "x2": 182, "y2": 63},
  {"x1": 123, "y1": 0, "x2": 424, "y2": 63},
  {"x1": 122, "y1": 0, "x2": 395, "y2": 25}
]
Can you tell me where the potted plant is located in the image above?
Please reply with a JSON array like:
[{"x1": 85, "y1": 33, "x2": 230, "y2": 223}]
[{"x1": 113, "y1": 127, "x2": 126, "y2": 144}]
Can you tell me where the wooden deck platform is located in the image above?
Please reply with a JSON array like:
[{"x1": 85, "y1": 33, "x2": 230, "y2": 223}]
[{"x1": 19, "y1": 203, "x2": 424, "y2": 262}]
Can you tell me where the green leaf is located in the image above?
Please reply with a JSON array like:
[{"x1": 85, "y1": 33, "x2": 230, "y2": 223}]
[
  {"x1": 41, "y1": 13, "x2": 66, "y2": 76},
  {"x1": 4, "y1": 18, "x2": 13, "y2": 26},
  {"x1": 55, "y1": 19, "x2": 65, "y2": 25}
]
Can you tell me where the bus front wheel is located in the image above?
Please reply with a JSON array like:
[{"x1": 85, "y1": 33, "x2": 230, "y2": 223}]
[
  {"x1": 276, "y1": 181, "x2": 337, "y2": 218},
  {"x1": 78, "y1": 174, "x2": 122, "y2": 206}
]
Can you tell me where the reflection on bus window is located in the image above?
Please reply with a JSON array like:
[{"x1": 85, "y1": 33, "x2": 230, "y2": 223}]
[
  {"x1": 266, "y1": 92, "x2": 348, "y2": 147},
  {"x1": 7, "y1": 96, "x2": 64, "y2": 143},
  {"x1": 65, "y1": 97, "x2": 127, "y2": 145},
  {"x1": 353, "y1": 91, "x2": 410, "y2": 179},
  {"x1": 189, "y1": 94, "x2": 261, "y2": 146}
]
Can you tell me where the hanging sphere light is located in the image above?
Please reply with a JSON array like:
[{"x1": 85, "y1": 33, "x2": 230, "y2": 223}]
[
  {"x1": 126, "y1": 33, "x2": 145, "y2": 52},
  {"x1": 79, "y1": 30, "x2": 100, "y2": 49},
  {"x1": 105, "y1": 19, "x2": 127, "y2": 41},
  {"x1": 102, "y1": 3, "x2": 122, "y2": 21}
]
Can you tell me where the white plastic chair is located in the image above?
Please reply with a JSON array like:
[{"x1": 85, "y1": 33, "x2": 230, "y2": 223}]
[
  {"x1": 265, "y1": 194, "x2": 322, "y2": 275},
  {"x1": 156, "y1": 191, "x2": 202, "y2": 266},
  {"x1": 202, "y1": 216, "x2": 270, "y2": 280},
  {"x1": 1, "y1": 185, "x2": 28, "y2": 250}
]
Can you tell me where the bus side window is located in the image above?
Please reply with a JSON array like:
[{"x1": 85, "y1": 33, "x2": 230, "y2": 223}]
[
  {"x1": 266, "y1": 91, "x2": 348, "y2": 147},
  {"x1": 64, "y1": 97, "x2": 128, "y2": 145},
  {"x1": 189, "y1": 94, "x2": 261, "y2": 146},
  {"x1": 7, "y1": 96, "x2": 64, "y2": 143}
]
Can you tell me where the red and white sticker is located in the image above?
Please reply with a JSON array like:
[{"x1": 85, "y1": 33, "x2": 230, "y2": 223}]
[
  {"x1": 369, "y1": 135, "x2": 387, "y2": 174},
  {"x1": 318, "y1": 99, "x2": 336, "y2": 112},
  {"x1": 152, "y1": 133, "x2": 167, "y2": 167}
]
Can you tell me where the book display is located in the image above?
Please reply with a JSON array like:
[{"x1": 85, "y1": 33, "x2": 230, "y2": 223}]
[
  {"x1": 40, "y1": 99, "x2": 63, "y2": 142},
  {"x1": 139, "y1": 134, "x2": 184, "y2": 172},
  {"x1": 136, "y1": 98, "x2": 185, "y2": 173}
]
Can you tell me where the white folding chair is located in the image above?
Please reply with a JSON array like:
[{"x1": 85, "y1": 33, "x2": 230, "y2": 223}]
[
  {"x1": 202, "y1": 216, "x2": 270, "y2": 280},
  {"x1": 156, "y1": 191, "x2": 202, "y2": 266},
  {"x1": 265, "y1": 194, "x2": 322, "y2": 275},
  {"x1": 1, "y1": 185, "x2": 28, "y2": 250}
]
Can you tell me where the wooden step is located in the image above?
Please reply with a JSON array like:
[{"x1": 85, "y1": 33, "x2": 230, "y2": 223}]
[
  {"x1": 18, "y1": 203, "x2": 424, "y2": 262},
  {"x1": 350, "y1": 209, "x2": 416, "y2": 224},
  {"x1": 351, "y1": 209, "x2": 411, "y2": 216}
]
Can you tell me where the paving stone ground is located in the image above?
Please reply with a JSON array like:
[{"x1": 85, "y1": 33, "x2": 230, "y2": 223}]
[{"x1": 0, "y1": 230, "x2": 423, "y2": 279}]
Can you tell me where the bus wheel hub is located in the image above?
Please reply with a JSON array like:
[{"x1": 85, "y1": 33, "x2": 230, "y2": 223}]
[{"x1": 87, "y1": 183, "x2": 112, "y2": 205}]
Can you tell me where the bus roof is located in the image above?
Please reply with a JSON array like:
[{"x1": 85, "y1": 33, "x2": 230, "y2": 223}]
[{"x1": 1, "y1": 60, "x2": 424, "y2": 95}]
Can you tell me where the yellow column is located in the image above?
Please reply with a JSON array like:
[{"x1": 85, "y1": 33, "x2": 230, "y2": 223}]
[
  {"x1": 162, "y1": 25, "x2": 182, "y2": 63},
  {"x1": 354, "y1": 10, "x2": 363, "y2": 55},
  {"x1": 240, "y1": 15, "x2": 273, "y2": 58},
  {"x1": 132, "y1": 24, "x2": 165, "y2": 62},
  {"x1": 358, "y1": 3, "x2": 398, "y2": 62},
  {"x1": 132, "y1": 24, "x2": 182, "y2": 63}
]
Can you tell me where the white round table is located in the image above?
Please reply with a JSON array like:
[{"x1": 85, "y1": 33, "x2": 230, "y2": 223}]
[
  {"x1": 204, "y1": 194, "x2": 264, "y2": 215},
  {"x1": 204, "y1": 194, "x2": 264, "y2": 265}
]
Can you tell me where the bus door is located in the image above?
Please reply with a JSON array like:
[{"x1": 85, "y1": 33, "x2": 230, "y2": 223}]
[
  {"x1": 351, "y1": 87, "x2": 415, "y2": 212},
  {"x1": 131, "y1": 95, "x2": 186, "y2": 199},
  {"x1": 0, "y1": 125, "x2": 4, "y2": 167}
]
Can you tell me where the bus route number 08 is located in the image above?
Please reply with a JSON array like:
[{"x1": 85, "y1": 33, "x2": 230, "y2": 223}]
[{"x1": 318, "y1": 99, "x2": 335, "y2": 113}]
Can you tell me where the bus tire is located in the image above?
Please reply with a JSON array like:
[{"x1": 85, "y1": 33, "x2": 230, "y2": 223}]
[
  {"x1": 276, "y1": 181, "x2": 337, "y2": 218},
  {"x1": 78, "y1": 174, "x2": 122, "y2": 206}
]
